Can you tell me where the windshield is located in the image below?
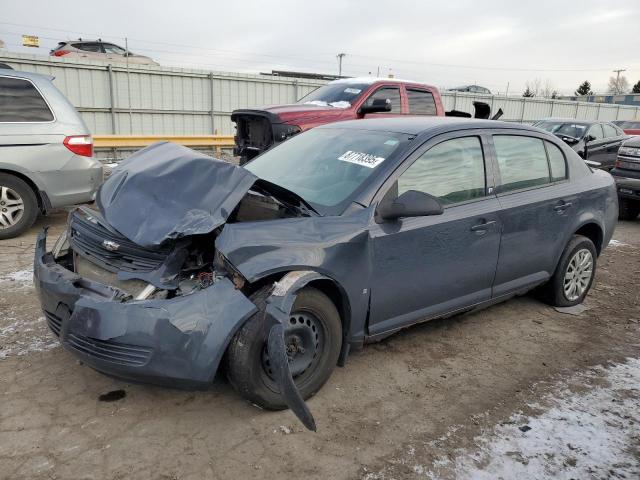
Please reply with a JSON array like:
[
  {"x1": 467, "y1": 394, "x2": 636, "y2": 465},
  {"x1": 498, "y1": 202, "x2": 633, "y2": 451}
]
[
  {"x1": 535, "y1": 121, "x2": 588, "y2": 139},
  {"x1": 297, "y1": 83, "x2": 369, "y2": 108},
  {"x1": 245, "y1": 128, "x2": 411, "y2": 215}
]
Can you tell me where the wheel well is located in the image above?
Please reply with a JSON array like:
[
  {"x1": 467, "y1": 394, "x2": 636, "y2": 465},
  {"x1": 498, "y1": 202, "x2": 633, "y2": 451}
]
[
  {"x1": 244, "y1": 272, "x2": 350, "y2": 335},
  {"x1": 574, "y1": 223, "x2": 603, "y2": 255},
  {"x1": 0, "y1": 169, "x2": 45, "y2": 212}
]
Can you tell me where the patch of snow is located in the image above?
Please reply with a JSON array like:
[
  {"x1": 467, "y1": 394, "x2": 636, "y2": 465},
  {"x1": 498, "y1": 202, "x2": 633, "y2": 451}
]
[
  {"x1": 608, "y1": 239, "x2": 629, "y2": 247},
  {"x1": 0, "y1": 269, "x2": 33, "y2": 286},
  {"x1": 424, "y1": 358, "x2": 640, "y2": 479},
  {"x1": 0, "y1": 316, "x2": 59, "y2": 359}
]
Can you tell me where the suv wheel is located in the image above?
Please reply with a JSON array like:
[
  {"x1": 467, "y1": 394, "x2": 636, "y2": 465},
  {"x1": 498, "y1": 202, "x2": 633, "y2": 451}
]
[
  {"x1": 540, "y1": 235, "x2": 597, "y2": 307},
  {"x1": 225, "y1": 286, "x2": 342, "y2": 410},
  {"x1": 0, "y1": 174, "x2": 38, "y2": 239},
  {"x1": 619, "y1": 198, "x2": 640, "y2": 221}
]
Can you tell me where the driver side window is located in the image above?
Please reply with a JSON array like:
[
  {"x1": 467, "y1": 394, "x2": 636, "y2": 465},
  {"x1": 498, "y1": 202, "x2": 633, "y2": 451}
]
[
  {"x1": 365, "y1": 87, "x2": 401, "y2": 113},
  {"x1": 396, "y1": 136, "x2": 486, "y2": 205}
]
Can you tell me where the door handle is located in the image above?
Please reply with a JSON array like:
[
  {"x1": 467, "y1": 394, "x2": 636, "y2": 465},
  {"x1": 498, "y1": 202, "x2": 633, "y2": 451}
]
[
  {"x1": 470, "y1": 220, "x2": 497, "y2": 232},
  {"x1": 554, "y1": 201, "x2": 572, "y2": 212}
]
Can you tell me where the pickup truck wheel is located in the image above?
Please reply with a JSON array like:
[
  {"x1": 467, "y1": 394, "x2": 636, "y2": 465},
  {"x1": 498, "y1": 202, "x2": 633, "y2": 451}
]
[
  {"x1": 618, "y1": 198, "x2": 640, "y2": 221},
  {"x1": 0, "y1": 174, "x2": 38, "y2": 240},
  {"x1": 540, "y1": 235, "x2": 597, "y2": 307},
  {"x1": 225, "y1": 286, "x2": 342, "y2": 410}
]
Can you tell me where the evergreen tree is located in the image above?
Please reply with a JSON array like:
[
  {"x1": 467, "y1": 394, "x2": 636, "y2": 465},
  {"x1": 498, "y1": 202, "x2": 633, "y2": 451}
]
[{"x1": 575, "y1": 81, "x2": 593, "y2": 96}]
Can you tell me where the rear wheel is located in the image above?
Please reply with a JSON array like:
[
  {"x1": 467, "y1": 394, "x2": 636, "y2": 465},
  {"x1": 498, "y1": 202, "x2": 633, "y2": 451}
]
[
  {"x1": 0, "y1": 174, "x2": 38, "y2": 240},
  {"x1": 540, "y1": 235, "x2": 597, "y2": 307},
  {"x1": 225, "y1": 286, "x2": 342, "y2": 410},
  {"x1": 618, "y1": 198, "x2": 640, "y2": 221}
]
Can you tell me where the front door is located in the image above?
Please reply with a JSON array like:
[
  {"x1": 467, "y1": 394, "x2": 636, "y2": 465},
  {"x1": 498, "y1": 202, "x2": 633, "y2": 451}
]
[
  {"x1": 361, "y1": 86, "x2": 404, "y2": 118},
  {"x1": 584, "y1": 123, "x2": 608, "y2": 165},
  {"x1": 368, "y1": 134, "x2": 502, "y2": 336}
]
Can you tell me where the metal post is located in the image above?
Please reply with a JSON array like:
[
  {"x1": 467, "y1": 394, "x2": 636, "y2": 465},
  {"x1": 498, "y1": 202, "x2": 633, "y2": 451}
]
[
  {"x1": 550, "y1": 99, "x2": 555, "y2": 117},
  {"x1": 520, "y1": 97, "x2": 526, "y2": 122},
  {"x1": 214, "y1": 72, "x2": 216, "y2": 135},
  {"x1": 125, "y1": 37, "x2": 133, "y2": 134},
  {"x1": 293, "y1": 79, "x2": 298, "y2": 102},
  {"x1": 107, "y1": 64, "x2": 117, "y2": 134},
  {"x1": 574, "y1": 102, "x2": 579, "y2": 119},
  {"x1": 596, "y1": 103, "x2": 601, "y2": 121},
  {"x1": 616, "y1": 104, "x2": 621, "y2": 120}
]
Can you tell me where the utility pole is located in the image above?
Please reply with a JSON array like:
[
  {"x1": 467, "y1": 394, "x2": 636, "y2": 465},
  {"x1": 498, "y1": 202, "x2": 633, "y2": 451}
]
[
  {"x1": 613, "y1": 69, "x2": 626, "y2": 94},
  {"x1": 337, "y1": 53, "x2": 346, "y2": 77}
]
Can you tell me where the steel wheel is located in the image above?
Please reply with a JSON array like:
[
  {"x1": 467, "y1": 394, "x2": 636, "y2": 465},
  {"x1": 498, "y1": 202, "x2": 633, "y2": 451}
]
[
  {"x1": 563, "y1": 248, "x2": 593, "y2": 301},
  {"x1": 262, "y1": 311, "x2": 323, "y2": 381},
  {"x1": 0, "y1": 186, "x2": 25, "y2": 229}
]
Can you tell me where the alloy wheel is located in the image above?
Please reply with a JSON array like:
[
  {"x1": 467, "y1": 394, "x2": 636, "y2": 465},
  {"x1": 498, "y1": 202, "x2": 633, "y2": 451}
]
[
  {"x1": 563, "y1": 248, "x2": 593, "y2": 301},
  {"x1": 0, "y1": 186, "x2": 25, "y2": 229}
]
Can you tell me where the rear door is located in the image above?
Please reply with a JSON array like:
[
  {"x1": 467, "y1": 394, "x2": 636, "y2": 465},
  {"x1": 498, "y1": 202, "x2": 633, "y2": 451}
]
[
  {"x1": 584, "y1": 123, "x2": 607, "y2": 165},
  {"x1": 368, "y1": 132, "x2": 502, "y2": 335},
  {"x1": 602, "y1": 123, "x2": 625, "y2": 168},
  {"x1": 489, "y1": 133, "x2": 575, "y2": 296}
]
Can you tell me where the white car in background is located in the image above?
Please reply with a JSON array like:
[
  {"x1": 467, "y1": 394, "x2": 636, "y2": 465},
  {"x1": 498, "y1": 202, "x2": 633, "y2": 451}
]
[{"x1": 50, "y1": 40, "x2": 158, "y2": 65}]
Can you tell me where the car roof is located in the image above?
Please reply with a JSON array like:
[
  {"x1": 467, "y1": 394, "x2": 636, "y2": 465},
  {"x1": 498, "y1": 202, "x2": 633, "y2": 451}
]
[
  {"x1": 329, "y1": 76, "x2": 435, "y2": 88},
  {"x1": 0, "y1": 69, "x2": 54, "y2": 82},
  {"x1": 535, "y1": 118, "x2": 598, "y2": 125},
  {"x1": 316, "y1": 116, "x2": 542, "y2": 136}
]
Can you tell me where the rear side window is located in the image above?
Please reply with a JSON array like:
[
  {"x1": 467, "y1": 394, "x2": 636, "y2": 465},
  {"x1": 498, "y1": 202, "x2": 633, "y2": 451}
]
[
  {"x1": 545, "y1": 142, "x2": 567, "y2": 182},
  {"x1": 494, "y1": 136, "x2": 550, "y2": 192},
  {"x1": 602, "y1": 123, "x2": 618, "y2": 138},
  {"x1": 365, "y1": 87, "x2": 401, "y2": 113},
  {"x1": 406, "y1": 89, "x2": 437, "y2": 115},
  {"x1": 587, "y1": 124, "x2": 604, "y2": 140},
  {"x1": 0, "y1": 77, "x2": 54, "y2": 122},
  {"x1": 397, "y1": 136, "x2": 486, "y2": 205},
  {"x1": 72, "y1": 42, "x2": 103, "y2": 53}
]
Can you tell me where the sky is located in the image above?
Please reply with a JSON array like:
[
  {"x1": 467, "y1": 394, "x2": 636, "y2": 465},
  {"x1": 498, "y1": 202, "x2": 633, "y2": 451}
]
[{"x1": 0, "y1": 0, "x2": 638, "y2": 95}]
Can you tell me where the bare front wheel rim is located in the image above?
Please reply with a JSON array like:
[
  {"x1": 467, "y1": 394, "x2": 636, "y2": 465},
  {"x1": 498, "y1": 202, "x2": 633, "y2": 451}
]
[
  {"x1": 563, "y1": 248, "x2": 593, "y2": 301},
  {"x1": 0, "y1": 186, "x2": 25, "y2": 229}
]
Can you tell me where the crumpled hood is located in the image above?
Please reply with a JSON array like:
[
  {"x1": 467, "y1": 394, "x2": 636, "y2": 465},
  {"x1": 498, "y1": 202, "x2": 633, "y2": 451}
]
[{"x1": 96, "y1": 142, "x2": 257, "y2": 248}]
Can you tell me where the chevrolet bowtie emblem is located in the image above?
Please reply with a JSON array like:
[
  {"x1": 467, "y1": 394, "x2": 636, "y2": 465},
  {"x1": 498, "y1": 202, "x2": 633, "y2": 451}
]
[{"x1": 102, "y1": 240, "x2": 120, "y2": 251}]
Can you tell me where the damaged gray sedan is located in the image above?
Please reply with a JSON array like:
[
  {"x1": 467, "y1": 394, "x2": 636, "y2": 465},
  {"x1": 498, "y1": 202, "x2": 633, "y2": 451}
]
[{"x1": 35, "y1": 118, "x2": 617, "y2": 430}]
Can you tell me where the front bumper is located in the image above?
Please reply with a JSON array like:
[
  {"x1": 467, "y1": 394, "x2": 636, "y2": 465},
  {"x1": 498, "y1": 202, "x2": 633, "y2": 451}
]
[
  {"x1": 612, "y1": 170, "x2": 640, "y2": 201},
  {"x1": 34, "y1": 230, "x2": 257, "y2": 388}
]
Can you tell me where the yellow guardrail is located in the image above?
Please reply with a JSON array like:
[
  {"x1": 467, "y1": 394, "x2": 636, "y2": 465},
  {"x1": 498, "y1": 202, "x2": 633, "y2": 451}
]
[{"x1": 93, "y1": 135, "x2": 235, "y2": 153}]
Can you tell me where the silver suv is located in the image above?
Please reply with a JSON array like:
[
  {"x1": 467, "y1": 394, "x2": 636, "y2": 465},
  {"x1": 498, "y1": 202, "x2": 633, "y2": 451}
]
[
  {"x1": 50, "y1": 40, "x2": 158, "y2": 65},
  {"x1": 0, "y1": 70, "x2": 104, "y2": 238}
]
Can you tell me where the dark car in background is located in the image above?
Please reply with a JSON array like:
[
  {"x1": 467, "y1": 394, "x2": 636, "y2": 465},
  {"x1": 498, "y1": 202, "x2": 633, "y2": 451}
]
[
  {"x1": 34, "y1": 117, "x2": 617, "y2": 430},
  {"x1": 533, "y1": 119, "x2": 627, "y2": 169},
  {"x1": 612, "y1": 120, "x2": 640, "y2": 136},
  {"x1": 611, "y1": 136, "x2": 640, "y2": 220}
]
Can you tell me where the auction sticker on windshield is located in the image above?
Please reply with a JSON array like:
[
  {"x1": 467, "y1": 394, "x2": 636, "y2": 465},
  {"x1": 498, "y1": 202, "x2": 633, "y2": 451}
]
[{"x1": 338, "y1": 151, "x2": 385, "y2": 168}]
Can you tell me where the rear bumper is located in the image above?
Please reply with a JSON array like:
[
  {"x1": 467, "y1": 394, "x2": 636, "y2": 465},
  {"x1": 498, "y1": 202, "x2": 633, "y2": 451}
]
[
  {"x1": 34, "y1": 230, "x2": 257, "y2": 388},
  {"x1": 45, "y1": 162, "x2": 104, "y2": 208}
]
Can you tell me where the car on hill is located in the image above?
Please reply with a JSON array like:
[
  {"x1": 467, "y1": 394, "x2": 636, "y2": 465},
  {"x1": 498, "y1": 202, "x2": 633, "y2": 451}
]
[
  {"x1": 35, "y1": 117, "x2": 617, "y2": 430},
  {"x1": 533, "y1": 118, "x2": 627, "y2": 169},
  {"x1": 0, "y1": 70, "x2": 103, "y2": 238},
  {"x1": 50, "y1": 40, "x2": 158, "y2": 65}
]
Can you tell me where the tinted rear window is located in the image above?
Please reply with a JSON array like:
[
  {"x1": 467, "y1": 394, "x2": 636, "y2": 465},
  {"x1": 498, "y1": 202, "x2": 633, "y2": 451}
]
[
  {"x1": 0, "y1": 77, "x2": 54, "y2": 122},
  {"x1": 406, "y1": 89, "x2": 437, "y2": 115}
]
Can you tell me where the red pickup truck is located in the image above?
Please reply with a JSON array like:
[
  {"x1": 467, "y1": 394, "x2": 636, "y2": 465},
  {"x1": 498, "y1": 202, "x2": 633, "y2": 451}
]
[{"x1": 232, "y1": 77, "x2": 494, "y2": 164}]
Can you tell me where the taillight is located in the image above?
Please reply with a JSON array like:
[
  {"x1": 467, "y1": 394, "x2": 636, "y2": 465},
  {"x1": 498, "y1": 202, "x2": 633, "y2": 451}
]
[
  {"x1": 52, "y1": 50, "x2": 71, "y2": 56},
  {"x1": 64, "y1": 135, "x2": 93, "y2": 157}
]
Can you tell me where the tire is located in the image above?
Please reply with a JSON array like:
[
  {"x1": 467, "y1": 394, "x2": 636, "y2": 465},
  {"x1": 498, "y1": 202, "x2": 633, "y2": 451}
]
[
  {"x1": 0, "y1": 174, "x2": 38, "y2": 240},
  {"x1": 225, "y1": 286, "x2": 342, "y2": 410},
  {"x1": 540, "y1": 235, "x2": 597, "y2": 307},
  {"x1": 618, "y1": 198, "x2": 640, "y2": 221}
]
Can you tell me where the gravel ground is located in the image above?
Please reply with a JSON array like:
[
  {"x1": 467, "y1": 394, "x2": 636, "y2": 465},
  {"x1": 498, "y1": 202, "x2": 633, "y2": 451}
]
[{"x1": 0, "y1": 211, "x2": 638, "y2": 480}]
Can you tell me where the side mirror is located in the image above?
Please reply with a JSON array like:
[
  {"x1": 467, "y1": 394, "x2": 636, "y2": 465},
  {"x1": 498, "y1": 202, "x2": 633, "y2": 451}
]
[
  {"x1": 376, "y1": 190, "x2": 444, "y2": 222},
  {"x1": 359, "y1": 98, "x2": 392, "y2": 115},
  {"x1": 585, "y1": 134, "x2": 596, "y2": 143}
]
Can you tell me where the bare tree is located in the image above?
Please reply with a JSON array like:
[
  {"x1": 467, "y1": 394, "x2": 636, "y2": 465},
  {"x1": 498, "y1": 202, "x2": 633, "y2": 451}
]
[
  {"x1": 523, "y1": 78, "x2": 557, "y2": 98},
  {"x1": 608, "y1": 75, "x2": 629, "y2": 94}
]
